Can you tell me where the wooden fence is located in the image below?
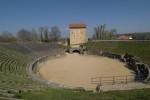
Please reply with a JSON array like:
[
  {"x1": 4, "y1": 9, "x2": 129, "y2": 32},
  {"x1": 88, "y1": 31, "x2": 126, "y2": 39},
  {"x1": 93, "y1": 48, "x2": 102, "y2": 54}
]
[{"x1": 91, "y1": 75, "x2": 135, "y2": 84}]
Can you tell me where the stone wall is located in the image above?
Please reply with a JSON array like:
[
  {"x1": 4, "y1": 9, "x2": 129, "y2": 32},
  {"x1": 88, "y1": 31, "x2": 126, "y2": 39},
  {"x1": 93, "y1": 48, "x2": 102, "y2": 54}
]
[
  {"x1": 26, "y1": 52, "x2": 85, "y2": 91},
  {"x1": 70, "y1": 28, "x2": 87, "y2": 47},
  {"x1": 87, "y1": 50, "x2": 150, "y2": 83}
]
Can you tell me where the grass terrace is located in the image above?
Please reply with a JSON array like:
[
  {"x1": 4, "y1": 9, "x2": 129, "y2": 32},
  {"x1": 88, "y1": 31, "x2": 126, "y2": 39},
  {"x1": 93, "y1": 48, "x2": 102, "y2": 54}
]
[
  {"x1": 85, "y1": 41, "x2": 150, "y2": 65},
  {"x1": 0, "y1": 43, "x2": 63, "y2": 99},
  {"x1": 0, "y1": 43, "x2": 63, "y2": 59},
  {"x1": 0, "y1": 46, "x2": 47, "y2": 90}
]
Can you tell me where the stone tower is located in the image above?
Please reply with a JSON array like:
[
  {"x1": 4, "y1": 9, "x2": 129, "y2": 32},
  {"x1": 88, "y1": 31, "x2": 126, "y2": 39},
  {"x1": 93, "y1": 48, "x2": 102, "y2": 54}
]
[{"x1": 69, "y1": 24, "x2": 87, "y2": 48}]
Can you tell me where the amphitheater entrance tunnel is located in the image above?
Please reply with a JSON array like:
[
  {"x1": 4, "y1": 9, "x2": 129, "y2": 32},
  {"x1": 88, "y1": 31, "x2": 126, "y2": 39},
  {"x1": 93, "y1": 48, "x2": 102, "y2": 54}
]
[
  {"x1": 72, "y1": 49, "x2": 80, "y2": 53},
  {"x1": 69, "y1": 45, "x2": 86, "y2": 54}
]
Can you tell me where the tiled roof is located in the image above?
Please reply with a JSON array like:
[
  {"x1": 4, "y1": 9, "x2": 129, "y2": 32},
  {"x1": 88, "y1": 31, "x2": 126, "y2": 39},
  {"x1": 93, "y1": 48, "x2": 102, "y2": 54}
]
[{"x1": 69, "y1": 24, "x2": 86, "y2": 28}]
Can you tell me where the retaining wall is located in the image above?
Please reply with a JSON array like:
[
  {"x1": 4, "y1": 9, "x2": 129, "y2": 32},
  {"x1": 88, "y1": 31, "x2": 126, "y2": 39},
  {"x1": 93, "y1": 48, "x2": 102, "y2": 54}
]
[
  {"x1": 27, "y1": 50, "x2": 150, "y2": 91},
  {"x1": 26, "y1": 52, "x2": 85, "y2": 91},
  {"x1": 87, "y1": 50, "x2": 150, "y2": 83}
]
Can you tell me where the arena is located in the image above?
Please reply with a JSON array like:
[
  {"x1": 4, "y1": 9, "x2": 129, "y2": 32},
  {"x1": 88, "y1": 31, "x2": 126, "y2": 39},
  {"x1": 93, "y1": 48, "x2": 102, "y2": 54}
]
[{"x1": 39, "y1": 53, "x2": 133, "y2": 90}]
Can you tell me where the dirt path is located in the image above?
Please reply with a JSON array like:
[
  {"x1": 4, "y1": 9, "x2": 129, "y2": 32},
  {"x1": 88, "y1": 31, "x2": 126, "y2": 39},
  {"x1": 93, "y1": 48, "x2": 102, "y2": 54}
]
[{"x1": 39, "y1": 53, "x2": 133, "y2": 89}]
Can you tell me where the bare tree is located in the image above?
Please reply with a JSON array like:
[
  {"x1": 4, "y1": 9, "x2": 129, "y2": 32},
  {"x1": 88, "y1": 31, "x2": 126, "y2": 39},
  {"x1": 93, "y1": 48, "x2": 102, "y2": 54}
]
[
  {"x1": 0, "y1": 31, "x2": 17, "y2": 42},
  {"x1": 40, "y1": 33, "x2": 44, "y2": 42},
  {"x1": 39, "y1": 27, "x2": 45, "y2": 42},
  {"x1": 93, "y1": 26, "x2": 99, "y2": 40},
  {"x1": 109, "y1": 29, "x2": 117, "y2": 40},
  {"x1": 49, "y1": 26, "x2": 61, "y2": 42},
  {"x1": 99, "y1": 25, "x2": 103, "y2": 39},
  {"x1": 102, "y1": 24, "x2": 106, "y2": 40},
  {"x1": 93, "y1": 27, "x2": 100, "y2": 39},
  {"x1": 17, "y1": 29, "x2": 32, "y2": 41},
  {"x1": 93, "y1": 24, "x2": 106, "y2": 39},
  {"x1": 44, "y1": 27, "x2": 49, "y2": 42},
  {"x1": 31, "y1": 28, "x2": 38, "y2": 42},
  {"x1": 39, "y1": 27, "x2": 49, "y2": 42},
  {"x1": 93, "y1": 24, "x2": 117, "y2": 40}
]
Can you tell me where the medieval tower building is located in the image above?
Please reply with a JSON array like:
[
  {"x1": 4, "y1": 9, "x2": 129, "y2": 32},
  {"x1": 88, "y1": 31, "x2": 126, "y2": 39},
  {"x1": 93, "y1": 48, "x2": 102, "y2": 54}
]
[{"x1": 69, "y1": 24, "x2": 87, "y2": 48}]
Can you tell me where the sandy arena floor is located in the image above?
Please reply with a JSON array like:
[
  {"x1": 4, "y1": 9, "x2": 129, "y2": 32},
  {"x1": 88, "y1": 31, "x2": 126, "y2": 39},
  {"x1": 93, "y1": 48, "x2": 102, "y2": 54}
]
[{"x1": 39, "y1": 53, "x2": 133, "y2": 89}]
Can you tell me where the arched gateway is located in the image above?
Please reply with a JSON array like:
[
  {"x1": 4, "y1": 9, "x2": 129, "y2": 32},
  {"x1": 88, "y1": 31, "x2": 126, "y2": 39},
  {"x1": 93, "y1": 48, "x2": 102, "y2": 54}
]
[{"x1": 69, "y1": 24, "x2": 87, "y2": 53}]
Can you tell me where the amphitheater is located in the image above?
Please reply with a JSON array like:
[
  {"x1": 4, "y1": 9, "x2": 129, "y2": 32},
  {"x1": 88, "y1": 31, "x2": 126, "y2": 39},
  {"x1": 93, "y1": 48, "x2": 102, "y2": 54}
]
[
  {"x1": 39, "y1": 53, "x2": 133, "y2": 90},
  {"x1": 0, "y1": 42, "x2": 150, "y2": 99}
]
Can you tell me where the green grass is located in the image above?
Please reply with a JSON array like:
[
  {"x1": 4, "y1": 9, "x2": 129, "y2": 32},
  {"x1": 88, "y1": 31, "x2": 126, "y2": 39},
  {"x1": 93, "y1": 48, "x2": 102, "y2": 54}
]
[
  {"x1": 85, "y1": 41, "x2": 150, "y2": 65},
  {"x1": 16, "y1": 88, "x2": 150, "y2": 100}
]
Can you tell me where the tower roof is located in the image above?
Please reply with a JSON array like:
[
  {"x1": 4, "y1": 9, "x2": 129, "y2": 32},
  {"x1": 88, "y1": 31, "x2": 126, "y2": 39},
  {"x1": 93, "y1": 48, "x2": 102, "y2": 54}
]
[{"x1": 69, "y1": 24, "x2": 86, "y2": 28}]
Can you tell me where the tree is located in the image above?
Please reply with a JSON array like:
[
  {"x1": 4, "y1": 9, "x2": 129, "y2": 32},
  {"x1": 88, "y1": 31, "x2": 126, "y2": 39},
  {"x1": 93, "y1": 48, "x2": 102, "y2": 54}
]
[
  {"x1": 49, "y1": 26, "x2": 61, "y2": 42},
  {"x1": 99, "y1": 25, "x2": 103, "y2": 39},
  {"x1": 93, "y1": 24, "x2": 117, "y2": 40},
  {"x1": 17, "y1": 29, "x2": 32, "y2": 41},
  {"x1": 0, "y1": 31, "x2": 17, "y2": 42},
  {"x1": 40, "y1": 33, "x2": 44, "y2": 42},
  {"x1": 39, "y1": 27, "x2": 49, "y2": 42},
  {"x1": 93, "y1": 24, "x2": 106, "y2": 40},
  {"x1": 31, "y1": 28, "x2": 38, "y2": 42},
  {"x1": 93, "y1": 26, "x2": 101, "y2": 39},
  {"x1": 39, "y1": 27, "x2": 45, "y2": 42},
  {"x1": 44, "y1": 27, "x2": 49, "y2": 42},
  {"x1": 108, "y1": 29, "x2": 117, "y2": 40},
  {"x1": 102, "y1": 24, "x2": 106, "y2": 39}
]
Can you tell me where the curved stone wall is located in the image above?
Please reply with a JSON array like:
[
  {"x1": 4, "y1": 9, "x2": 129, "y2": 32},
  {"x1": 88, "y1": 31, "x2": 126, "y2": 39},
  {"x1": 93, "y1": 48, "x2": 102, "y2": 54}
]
[
  {"x1": 87, "y1": 50, "x2": 150, "y2": 83},
  {"x1": 26, "y1": 52, "x2": 85, "y2": 91},
  {"x1": 27, "y1": 50, "x2": 150, "y2": 92}
]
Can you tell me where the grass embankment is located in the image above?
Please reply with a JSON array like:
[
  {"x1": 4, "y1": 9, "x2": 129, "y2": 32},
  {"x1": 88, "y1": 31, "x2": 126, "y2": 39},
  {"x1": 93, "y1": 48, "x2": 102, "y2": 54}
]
[
  {"x1": 85, "y1": 41, "x2": 150, "y2": 65},
  {"x1": 16, "y1": 88, "x2": 150, "y2": 100}
]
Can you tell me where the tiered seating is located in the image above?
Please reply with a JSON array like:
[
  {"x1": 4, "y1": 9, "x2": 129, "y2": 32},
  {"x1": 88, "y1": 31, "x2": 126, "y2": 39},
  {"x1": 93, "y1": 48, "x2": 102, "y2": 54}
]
[
  {"x1": 22, "y1": 43, "x2": 62, "y2": 59},
  {"x1": 0, "y1": 43, "x2": 63, "y2": 93},
  {"x1": 0, "y1": 47, "x2": 47, "y2": 91},
  {"x1": 0, "y1": 43, "x2": 32, "y2": 55},
  {"x1": 0, "y1": 43, "x2": 63, "y2": 60}
]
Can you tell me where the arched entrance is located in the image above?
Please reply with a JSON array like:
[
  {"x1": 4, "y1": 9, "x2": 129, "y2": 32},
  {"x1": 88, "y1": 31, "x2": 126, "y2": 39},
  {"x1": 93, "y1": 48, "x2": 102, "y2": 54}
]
[{"x1": 72, "y1": 49, "x2": 80, "y2": 53}]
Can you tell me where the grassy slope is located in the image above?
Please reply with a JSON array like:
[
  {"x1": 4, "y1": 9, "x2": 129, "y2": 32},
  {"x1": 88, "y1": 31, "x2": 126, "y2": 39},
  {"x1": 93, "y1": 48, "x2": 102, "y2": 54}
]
[
  {"x1": 85, "y1": 41, "x2": 150, "y2": 65},
  {"x1": 16, "y1": 88, "x2": 150, "y2": 100}
]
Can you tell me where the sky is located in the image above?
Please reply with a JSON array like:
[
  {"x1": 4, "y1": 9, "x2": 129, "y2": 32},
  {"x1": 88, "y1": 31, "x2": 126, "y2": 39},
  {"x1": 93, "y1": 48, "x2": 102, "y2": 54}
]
[{"x1": 0, "y1": 0, "x2": 150, "y2": 38}]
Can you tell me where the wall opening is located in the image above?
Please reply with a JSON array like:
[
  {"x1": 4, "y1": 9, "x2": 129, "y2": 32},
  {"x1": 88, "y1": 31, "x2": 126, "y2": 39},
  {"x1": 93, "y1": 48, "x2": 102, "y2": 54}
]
[{"x1": 72, "y1": 49, "x2": 80, "y2": 53}]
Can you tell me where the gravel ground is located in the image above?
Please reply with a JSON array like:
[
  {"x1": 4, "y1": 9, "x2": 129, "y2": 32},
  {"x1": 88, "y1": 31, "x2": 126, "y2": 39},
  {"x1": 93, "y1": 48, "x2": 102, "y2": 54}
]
[{"x1": 39, "y1": 53, "x2": 134, "y2": 89}]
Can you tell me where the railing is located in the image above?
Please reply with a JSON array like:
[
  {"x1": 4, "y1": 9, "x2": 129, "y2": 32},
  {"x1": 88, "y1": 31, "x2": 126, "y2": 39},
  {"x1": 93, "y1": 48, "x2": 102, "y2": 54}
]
[
  {"x1": 91, "y1": 75, "x2": 135, "y2": 84},
  {"x1": 91, "y1": 75, "x2": 149, "y2": 85},
  {"x1": 89, "y1": 51, "x2": 150, "y2": 84}
]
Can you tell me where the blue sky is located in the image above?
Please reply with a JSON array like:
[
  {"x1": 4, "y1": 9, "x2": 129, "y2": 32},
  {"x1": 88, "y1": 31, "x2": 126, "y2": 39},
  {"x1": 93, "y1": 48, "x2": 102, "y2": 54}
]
[{"x1": 0, "y1": 0, "x2": 150, "y2": 37}]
